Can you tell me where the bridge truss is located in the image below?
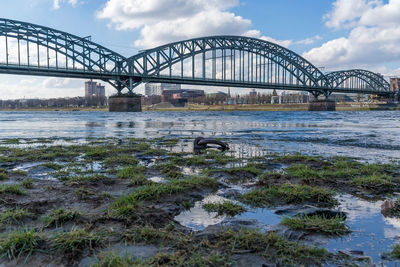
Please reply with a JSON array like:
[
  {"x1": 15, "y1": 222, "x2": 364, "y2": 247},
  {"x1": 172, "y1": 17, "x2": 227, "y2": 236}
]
[{"x1": 0, "y1": 18, "x2": 393, "y2": 98}]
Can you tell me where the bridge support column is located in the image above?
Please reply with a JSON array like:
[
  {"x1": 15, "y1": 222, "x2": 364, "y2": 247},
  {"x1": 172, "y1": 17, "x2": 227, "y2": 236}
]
[
  {"x1": 109, "y1": 95, "x2": 142, "y2": 112},
  {"x1": 308, "y1": 100, "x2": 336, "y2": 111}
]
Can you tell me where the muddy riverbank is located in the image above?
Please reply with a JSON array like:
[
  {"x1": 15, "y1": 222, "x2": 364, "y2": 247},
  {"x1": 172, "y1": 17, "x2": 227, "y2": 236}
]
[{"x1": 0, "y1": 137, "x2": 399, "y2": 266}]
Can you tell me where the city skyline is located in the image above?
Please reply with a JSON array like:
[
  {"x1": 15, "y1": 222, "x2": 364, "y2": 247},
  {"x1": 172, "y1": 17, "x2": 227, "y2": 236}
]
[{"x1": 0, "y1": 0, "x2": 399, "y2": 99}]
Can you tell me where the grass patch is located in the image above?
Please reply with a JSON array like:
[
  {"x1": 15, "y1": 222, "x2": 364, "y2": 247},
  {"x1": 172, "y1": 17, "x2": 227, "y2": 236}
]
[
  {"x1": 240, "y1": 183, "x2": 337, "y2": 208},
  {"x1": 0, "y1": 208, "x2": 31, "y2": 225},
  {"x1": 203, "y1": 201, "x2": 247, "y2": 217},
  {"x1": 85, "y1": 146, "x2": 108, "y2": 160},
  {"x1": 109, "y1": 176, "x2": 217, "y2": 218},
  {"x1": 352, "y1": 175, "x2": 393, "y2": 190},
  {"x1": 387, "y1": 244, "x2": 400, "y2": 259},
  {"x1": 10, "y1": 170, "x2": 27, "y2": 177},
  {"x1": 0, "y1": 184, "x2": 25, "y2": 195},
  {"x1": 215, "y1": 229, "x2": 329, "y2": 265},
  {"x1": 91, "y1": 252, "x2": 136, "y2": 267},
  {"x1": 43, "y1": 208, "x2": 81, "y2": 228},
  {"x1": 0, "y1": 172, "x2": 8, "y2": 180},
  {"x1": 285, "y1": 164, "x2": 321, "y2": 183},
  {"x1": 41, "y1": 162, "x2": 64, "y2": 170},
  {"x1": 103, "y1": 154, "x2": 139, "y2": 167},
  {"x1": 282, "y1": 215, "x2": 350, "y2": 236},
  {"x1": 274, "y1": 153, "x2": 323, "y2": 163},
  {"x1": 20, "y1": 178, "x2": 34, "y2": 189},
  {"x1": 1, "y1": 138, "x2": 21, "y2": 145},
  {"x1": 155, "y1": 162, "x2": 183, "y2": 179},
  {"x1": 0, "y1": 228, "x2": 43, "y2": 260},
  {"x1": 131, "y1": 176, "x2": 217, "y2": 201},
  {"x1": 51, "y1": 227, "x2": 104, "y2": 257},
  {"x1": 129, "y1": 174, "x2": 152, "y2": 186},
  {"x1": 116, "y1": 166, "x2": 146, "y2": 179},
  {"x1": 67, "y1": 174, "x2": 107, "y2": 185},
  {"x1": 108, "y1": 194, "x2": 141, "y2": 218}
]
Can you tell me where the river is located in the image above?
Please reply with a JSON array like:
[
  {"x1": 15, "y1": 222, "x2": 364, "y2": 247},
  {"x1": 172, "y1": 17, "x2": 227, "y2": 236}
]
[{"x1": 0, "y1": 110, "x2": 399, "y2": 162}]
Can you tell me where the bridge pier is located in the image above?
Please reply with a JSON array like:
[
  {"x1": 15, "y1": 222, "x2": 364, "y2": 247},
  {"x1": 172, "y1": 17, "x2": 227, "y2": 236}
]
[
  {"x1": 109, "y1": 95, "x2": 142, "y2": 112},
  {"x1": 308, "y1": 100, "x2": 336, "y2": 111}
]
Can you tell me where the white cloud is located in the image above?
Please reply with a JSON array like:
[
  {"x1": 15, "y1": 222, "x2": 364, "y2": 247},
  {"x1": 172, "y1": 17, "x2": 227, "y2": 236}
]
[
  {"x1": 53, "y1": 0, "x2": 80, "y2": 10},
  {"x1": 303, "y1": 0, "x2": 400, "y2": 72},
  {"x1": 97, "y1": 0, "x2": 292, "y2": 49},
  {"x1": 323, "y1": 0, "x2": 382, "y2": 30}
]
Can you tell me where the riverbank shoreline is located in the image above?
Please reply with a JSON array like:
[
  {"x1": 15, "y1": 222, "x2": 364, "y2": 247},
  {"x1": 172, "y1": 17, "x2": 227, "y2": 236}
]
[{"x1": 0, "y1": 102, "x2": 398, "y2": 112}]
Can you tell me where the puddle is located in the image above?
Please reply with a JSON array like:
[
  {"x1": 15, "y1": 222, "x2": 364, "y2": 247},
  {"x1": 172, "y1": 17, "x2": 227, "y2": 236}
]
[
  {"x1": 148, "y1": 176, "x2": 166, "y2": 183},
  {"x1": 175, "y1": 195, "x2": 228, "y2": 231},
  {"x1": 322, "y1": 195, "x2": 400, "y2": 265},
  {"x1": 13, "y1": 162, "x2": 57, "y2": 181}
]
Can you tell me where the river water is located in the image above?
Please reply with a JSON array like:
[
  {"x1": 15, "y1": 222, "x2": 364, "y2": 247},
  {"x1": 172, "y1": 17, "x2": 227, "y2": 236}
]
[
  {"x1": 0, "y1": 110, "x2": 399, "y2": 162},
  {"x1": 1, "y1": 110, "x2": 400, "y2": 265}
]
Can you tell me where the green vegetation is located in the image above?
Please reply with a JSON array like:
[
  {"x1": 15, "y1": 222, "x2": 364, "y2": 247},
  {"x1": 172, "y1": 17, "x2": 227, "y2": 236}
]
[
  {"x1": 41, "y1": 162, "x2": 64, "y2": 170},
  {"x1": 285, "y1": 164, "x2": 321, "y2": 183},
  {"x1": 74, "y1": 188, "x2": 96, "y2": 200},
  {"x1": 215, "y1": 229, "x2": 329, "y2": 265},
  {"x1": 274, "y1": 153, "x2": 324, "y2": 163},
  {"x1": 387, "y1": 244, "x2": 400, "y2": 259},
  {"x1": 281, "y1": 215, "x2": 350, "y2": 236},
  {"x1": 129, "y1": 174, "x2": 152, "y2": 186},
  {"x1": 67, "y1": 174, "x2": 107, "y2": 185},
  {"x1": 125, "y1": 225, "x2": 176, "y2": 245},
  {"x1": 52, "y1": 227, "x2": 104, "y2": 256},
  {"x1": 1, "y1": 138, "x2": 21, "y2": 145},
  {"x1": 0, "y1": 169, "x2": 8, "y2": 180},
  {"x1": 109, "y1": 176, "x2": 217, "y2": 218},
  {"x1": 91, "y1": 250, "x2": 230, "y2": 267},
  {"x1": 103, "y1": 154, "x2": 139, "y2": 167},
  {"x1": 257, "y1": 172, "x2": 286, "y2": 185},
  {"x1": 43, "y1": 208, "x2": 81, "y2": 228},
  {"x1": 85, "y1": 146, "x2": 108, "y2": 160},
  {"x1": 352, "y1": 175, "x2": 393, "y2": 190},
  {"x1": 10, "y1": 170, "x2": 28, "y2": 177},
  {"x1": 203, "y1": 201, "x2": 247, "y2": 217},
  {"x1": 240, "y1": 183, "x2": 338, "y2": 208},
  {"x1": 155, "y1": 162, "x2": 183, "y2": 179},
  {"x1": 20, "y1": 178, "x2": 34, "y2": 189},
  {"x1": 0, "y1": 208, "x2": 31, "y2": 225},
  {"x1": 91, "y1": 252, "x2": 136, "y2": 267},
  {"x1": 0, "y1": 228, "x2": 43, "y2": 260},
  {"x1": 116, "y1": 166, "x2": 146, "y2": 179},
  {"x1": 108, "y1": 194, "x2": 140, "y2": 218},
  {"x1": 0, "y1": 184, "x2": 25, "y2": 195}
]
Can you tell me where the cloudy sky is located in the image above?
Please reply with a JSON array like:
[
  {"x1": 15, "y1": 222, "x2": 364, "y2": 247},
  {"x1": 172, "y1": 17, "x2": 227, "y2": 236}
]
[{"x1": 0, "y1": 0, "x2": 399, "y2": 99}]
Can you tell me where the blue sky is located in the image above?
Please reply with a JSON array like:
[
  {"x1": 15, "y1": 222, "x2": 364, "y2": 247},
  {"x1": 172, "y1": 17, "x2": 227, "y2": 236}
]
[{"x1": 0, "y1": 0, "x2": 398, "y2": 98}]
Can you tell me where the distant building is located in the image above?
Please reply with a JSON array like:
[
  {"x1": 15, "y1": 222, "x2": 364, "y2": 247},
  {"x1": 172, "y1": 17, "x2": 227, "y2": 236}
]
[
  {"x1": 145, "y1": 83, "x2": 181, "y2": 96},
  {"x1": 390, "y1": 78, "x2": 400, "y2": 102},
  {"x1": 85, "y1": 80, "x2": 105, "y2": 98},
  {"x1": 162, "y1": 89, "x2": 205, "y2": 102},
  {"x1": 249, "y1": 89, "x2": 257, "y2": 97}
]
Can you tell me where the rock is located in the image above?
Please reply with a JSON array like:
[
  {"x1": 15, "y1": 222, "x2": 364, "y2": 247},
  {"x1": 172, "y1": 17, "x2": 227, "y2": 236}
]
[
  {"x1": 275, "y1": 207, "x2": 347, "y2": 219},
  {"x1": 381, "y1": 200, "x2": 395, "y2": 215}
]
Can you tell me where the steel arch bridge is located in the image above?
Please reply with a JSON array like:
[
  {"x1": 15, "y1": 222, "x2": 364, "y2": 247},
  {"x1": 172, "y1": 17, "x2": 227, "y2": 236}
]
[{"x1": 0, "y1": 18, "x2": 393, "y2": 97}]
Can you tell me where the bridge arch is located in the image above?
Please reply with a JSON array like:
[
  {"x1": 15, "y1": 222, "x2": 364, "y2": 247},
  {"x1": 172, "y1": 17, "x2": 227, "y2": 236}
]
[
  {"x1": 325, "y1": 69, "x2": 390, "y2": 94},
  {"x1": 0, "y1": 18, "x2": 127, "y2": 74},
  {"x1": 127, "y1": 36, "x2": 329, "y2": 88}
]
